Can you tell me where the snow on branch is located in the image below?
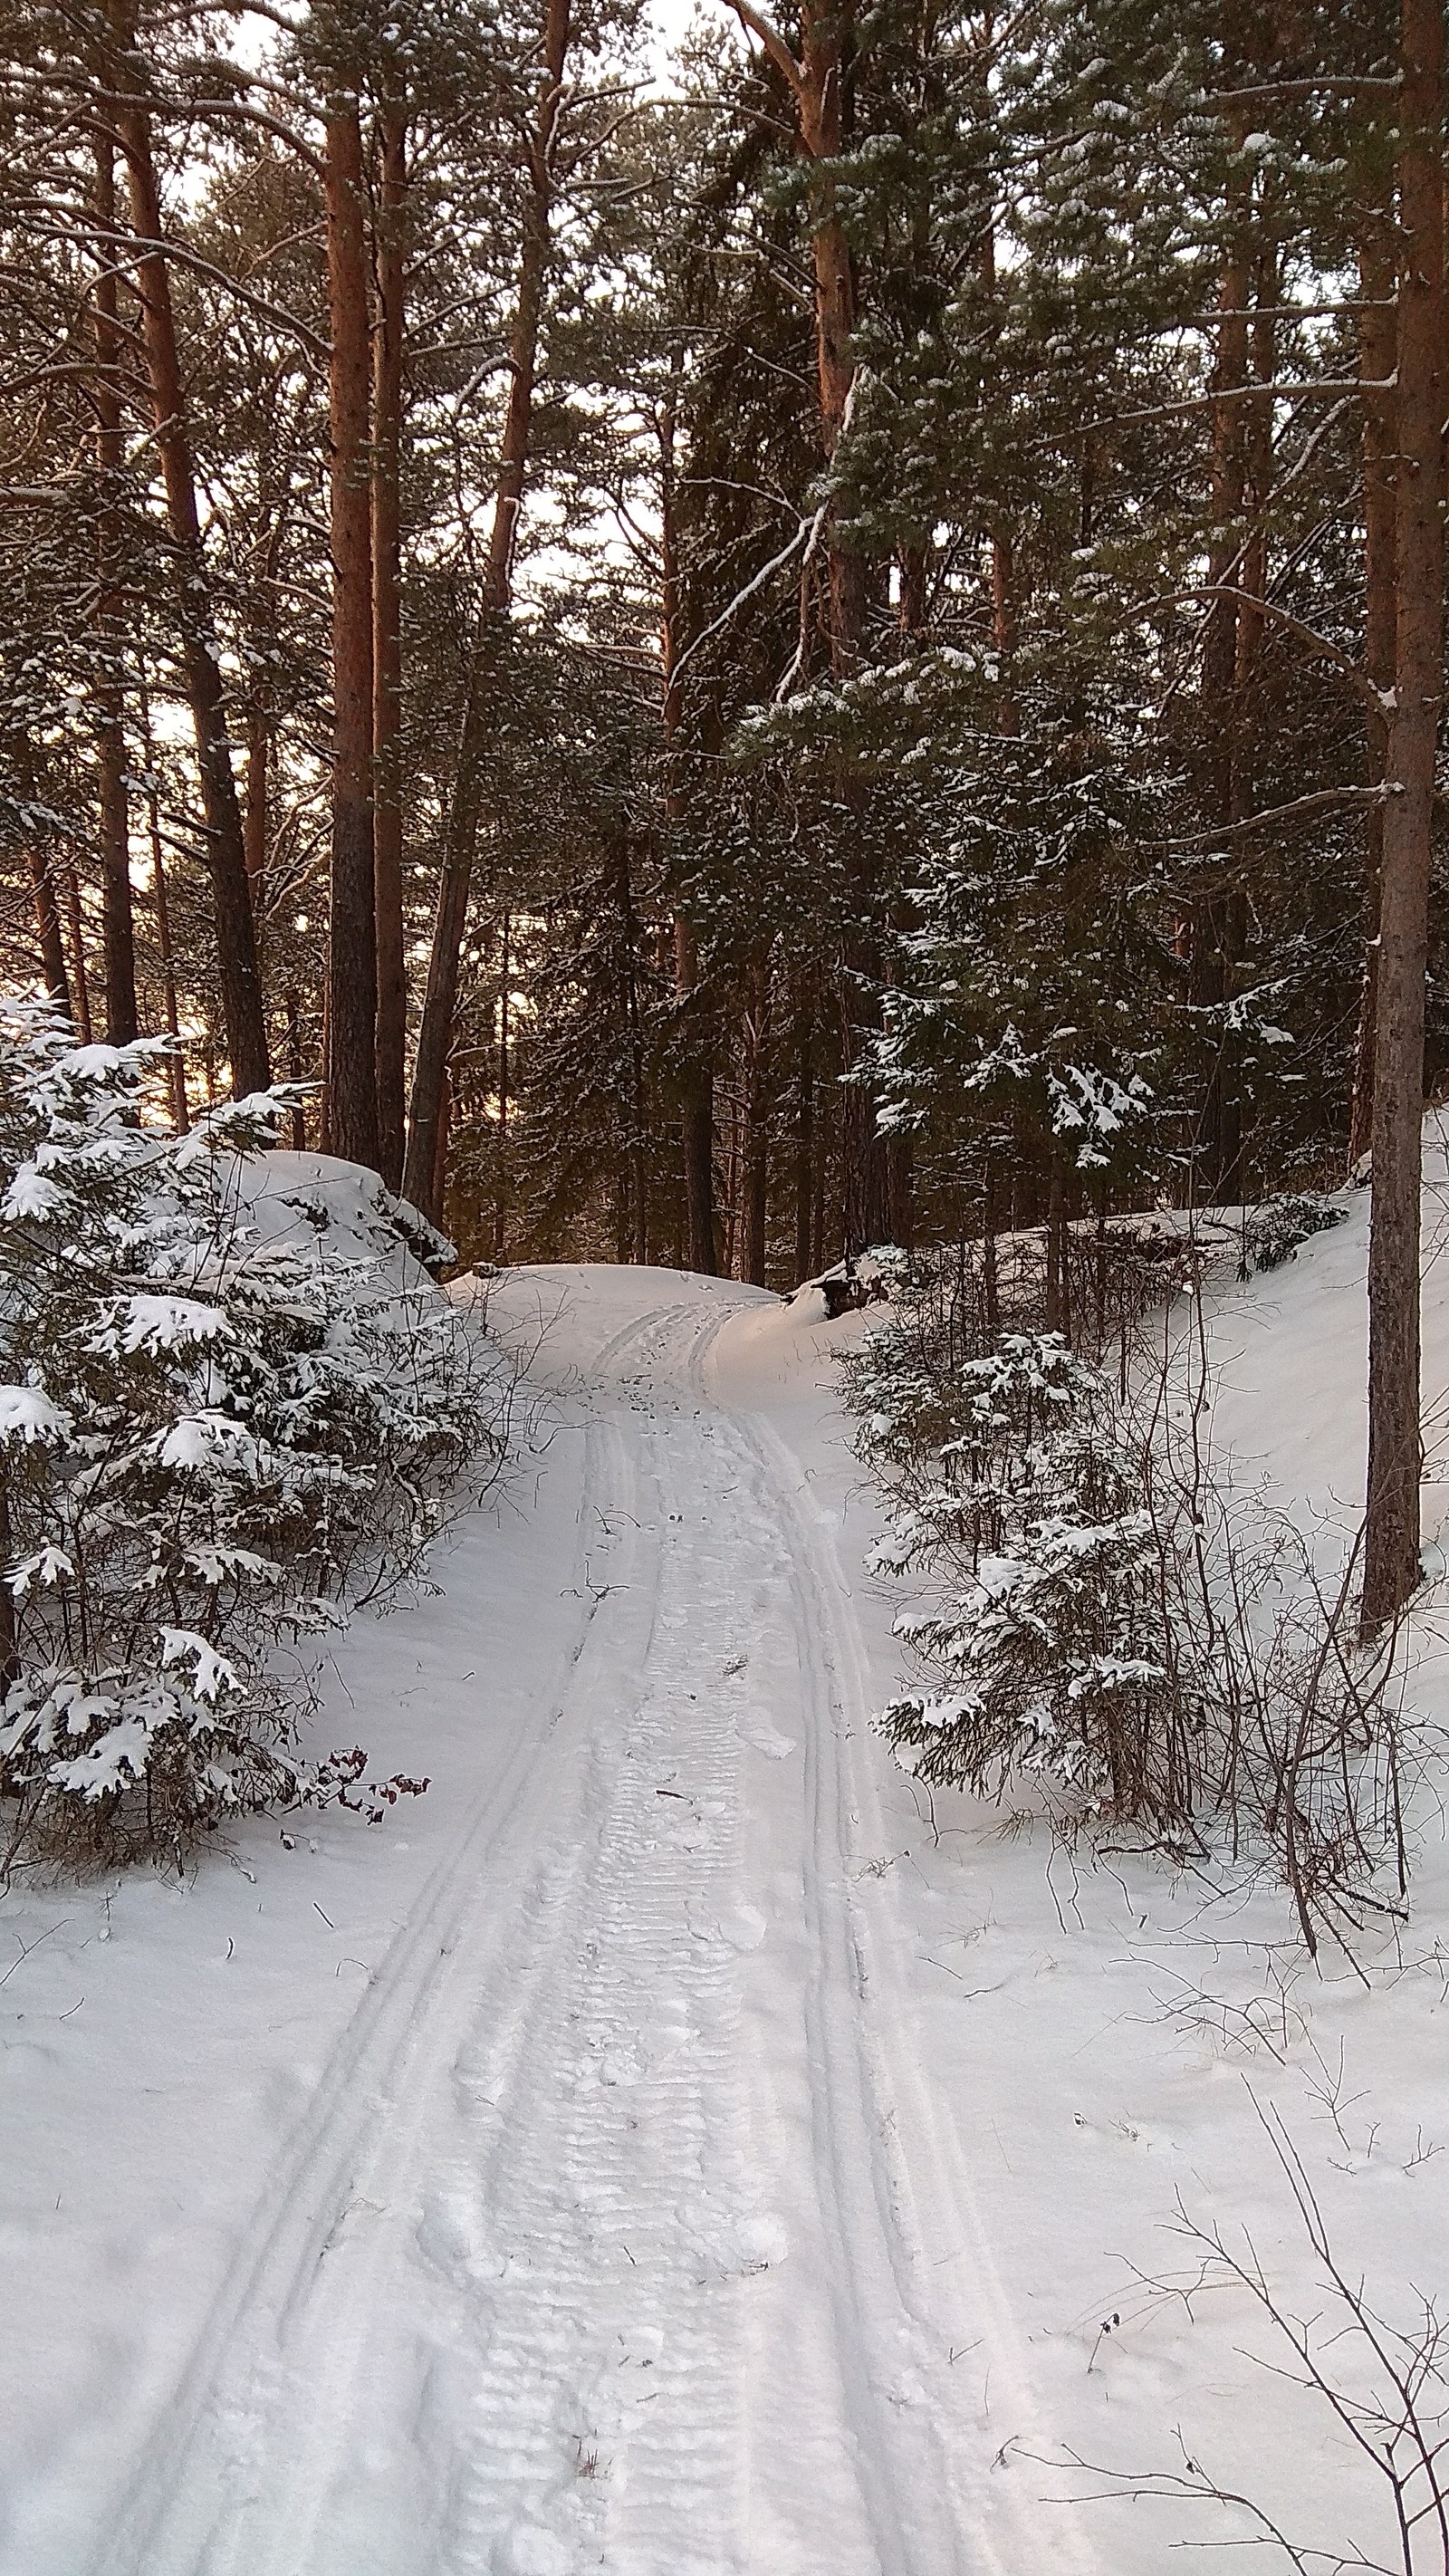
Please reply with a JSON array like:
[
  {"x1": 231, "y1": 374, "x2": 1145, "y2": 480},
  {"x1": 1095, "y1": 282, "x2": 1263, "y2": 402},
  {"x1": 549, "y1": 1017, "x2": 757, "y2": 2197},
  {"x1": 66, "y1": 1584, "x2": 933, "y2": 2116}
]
[{"x1": 0, "y1": 1002, "x2": 509, "y2": 1873}]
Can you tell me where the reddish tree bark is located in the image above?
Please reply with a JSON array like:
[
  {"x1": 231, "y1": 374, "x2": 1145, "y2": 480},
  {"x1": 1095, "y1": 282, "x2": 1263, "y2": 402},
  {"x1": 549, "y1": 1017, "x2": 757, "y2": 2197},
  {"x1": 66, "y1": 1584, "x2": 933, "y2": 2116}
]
[
  {"x1": 728, "y1": 0, "x2": 866, "y2": 668},
  {"x1": 403, "y1": 0, "x2": 571, "y2": 1219},
  {"x1": 325, "y1": 97, "x2": 379, "y2": 1171},
  {"x1": 93, "y1": 135, "x2": 138, "y2": 1046},
  {"x1": 1362, "y1": 0, "x2": 1444, "y2": 1631},
  {"x1": 728, "y1": 0, "x2": 888, "y2": 1254},
  {"x1": 109, "y1": 3, "x2": 269, "y2": 1094},
  {"x1": 1348, "y1": 224, "x2": 1398, "y2": 1171},
  {"x1": 372, "y1": 101, "x2": 408, "y2": 1192}
]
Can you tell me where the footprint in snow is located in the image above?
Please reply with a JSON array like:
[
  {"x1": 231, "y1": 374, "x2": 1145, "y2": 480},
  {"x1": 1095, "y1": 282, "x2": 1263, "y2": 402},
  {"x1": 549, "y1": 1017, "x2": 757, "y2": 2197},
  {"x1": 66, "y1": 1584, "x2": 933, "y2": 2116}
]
[
  {"x1": 492, "y1": 2524, "x2": 571, "y2": 2576},
  {"x1": 717, "y1": 1899, "x2": 768, "y2": 1951},
  {"x1": 598, "y1": 2034, "x2": 646, "y2": 2087},
  {"x1": 685, "y1": 1896, "x2": 766, "y2": 1950},
  {"x1": 737, "y1": 2210, "x2": 790, "y2": 2269},
  {"x1": 693, "y1": 2206, "x2": 790, "y2": 2282},
  {"x1": 737, "y1": 1716, "x2": 797, "y2": 1760},
  {"x1": 414, "y1": 2188, "x2": 493, "y2": 2287}
]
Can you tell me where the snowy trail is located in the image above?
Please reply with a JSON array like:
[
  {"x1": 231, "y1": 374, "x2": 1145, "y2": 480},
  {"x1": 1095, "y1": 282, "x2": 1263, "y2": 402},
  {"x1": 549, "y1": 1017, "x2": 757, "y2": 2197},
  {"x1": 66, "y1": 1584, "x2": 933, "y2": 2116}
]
[
  {"x1": 89, "y1": 1273, "x2": 1070, "y2": 2576},
  {"x1": 16, "y1": 1221, "x2": 1449, "y2": 2576}
]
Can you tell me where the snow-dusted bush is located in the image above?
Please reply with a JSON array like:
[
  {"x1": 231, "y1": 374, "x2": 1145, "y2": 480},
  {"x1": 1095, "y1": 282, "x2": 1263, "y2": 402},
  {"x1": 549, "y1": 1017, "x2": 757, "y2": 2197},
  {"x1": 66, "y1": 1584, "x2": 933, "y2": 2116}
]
[
  {"x1": 1240, "y1": 1192, "x2": 1346, "y2": 1275},
  {"x1": 0, "y1": 1003, "x2": 503, "y2": 1871},
  {"x1": 848, "y1": 1253, "x2": 1410, "y2": 1952},
  {"x1": 849, "y1": 1324, "x2": 1191, "y2": 1819}
]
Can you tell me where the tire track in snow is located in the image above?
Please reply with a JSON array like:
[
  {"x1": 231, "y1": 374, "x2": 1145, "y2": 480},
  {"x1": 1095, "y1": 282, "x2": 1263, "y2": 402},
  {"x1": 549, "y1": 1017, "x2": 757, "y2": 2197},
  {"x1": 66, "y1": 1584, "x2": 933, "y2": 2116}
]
[
  {"x1": 423, "y1": 1324, "x2": 763, "y2": 2576},
  {"x1": 96, "y1": 1307, "x2": 672, "y2": 2576},
  {"x1": 99, "y1": 1278, "x2": 1085, "y2": 2576},
  {"x1": 690, "y1": 1405, "x2": 963, "y2": 2576},
  {"x1": 735, "y1": 1405, "x2": 1106, "y2": 2576},
  {"x1": 234, "y1": 1293, "x2": 775, "y2": 2576}
]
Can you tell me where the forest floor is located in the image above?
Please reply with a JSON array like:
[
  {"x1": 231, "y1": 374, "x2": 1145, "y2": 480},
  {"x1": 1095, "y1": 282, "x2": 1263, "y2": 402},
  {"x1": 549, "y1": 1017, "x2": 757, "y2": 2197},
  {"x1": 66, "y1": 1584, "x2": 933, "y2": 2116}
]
[{"x1": 6, "y1": 1168, "x2": 1449, "y2": 2576}]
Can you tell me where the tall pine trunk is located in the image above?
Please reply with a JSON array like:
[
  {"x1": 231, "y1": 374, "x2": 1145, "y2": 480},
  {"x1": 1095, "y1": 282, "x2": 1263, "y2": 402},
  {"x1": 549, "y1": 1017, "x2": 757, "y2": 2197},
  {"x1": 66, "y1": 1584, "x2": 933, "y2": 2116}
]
[
  {"x1": 1348, "y1": 223, "x2": 1398, "y2": 1171},
  {"x1": 1195, "y1": 159, "x2": 1251, "y2": 1202},
  {"x1": 732, "y1": 0, "x2": 886, "y2": 1253},
  {"x1": 402, "y1": 0, "x2": 570, "y2": 1219},
  {"x1": 373, "y1": 101, "x2": 408, "y2": 1192},
  {"x1": 1362, "y1": 0, "x2": 1444, "y2": 1632},
  {"x1": 660, "y1": 378, "x2": 719, "y2": 1274},
  {"x1": 110, "y1": 2, "x2": 268, "y2": 1094},
  {"x1": 325, "y1": 98, "x2": 379, "y2": 1171},
  {"x1": 14, "y1": 739, "x2": 71, "y2": 1017},
  {"x1": 93, "y1": 136, "x2": 138, "y2": 1046}
]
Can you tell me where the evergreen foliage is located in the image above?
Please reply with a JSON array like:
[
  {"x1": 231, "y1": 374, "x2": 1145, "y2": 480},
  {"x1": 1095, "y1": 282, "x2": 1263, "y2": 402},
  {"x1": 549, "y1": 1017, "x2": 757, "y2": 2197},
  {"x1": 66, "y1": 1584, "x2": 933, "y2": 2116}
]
[{"x1": 0, "y1": 1005, "x2": 498, "y2": 1869}]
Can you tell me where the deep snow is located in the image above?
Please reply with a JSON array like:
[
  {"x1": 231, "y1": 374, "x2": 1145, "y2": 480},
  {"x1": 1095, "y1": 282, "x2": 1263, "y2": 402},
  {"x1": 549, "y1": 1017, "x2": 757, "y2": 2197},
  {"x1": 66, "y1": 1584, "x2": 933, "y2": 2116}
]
[{"x1": 4, "y1": 1147, "x2": 1449, "y2": 2573}]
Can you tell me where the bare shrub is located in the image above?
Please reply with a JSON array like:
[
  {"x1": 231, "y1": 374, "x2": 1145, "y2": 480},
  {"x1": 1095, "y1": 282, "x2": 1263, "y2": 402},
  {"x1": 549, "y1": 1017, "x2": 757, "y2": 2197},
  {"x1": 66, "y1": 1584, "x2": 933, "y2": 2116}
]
[
  {"x1": 845, "y1": 1223, "x2": 1411, "y2": 1953},
  {"x1": 1051, "y1": 2100, "x2": 1449, "y2": 2573}
]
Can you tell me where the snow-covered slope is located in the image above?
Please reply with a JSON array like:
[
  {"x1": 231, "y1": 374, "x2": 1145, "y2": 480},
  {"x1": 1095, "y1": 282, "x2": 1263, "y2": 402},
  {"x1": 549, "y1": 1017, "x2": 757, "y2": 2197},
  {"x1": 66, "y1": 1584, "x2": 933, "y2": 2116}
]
[
  {"x1": 3, "y1": 1169, "x2": 1449, "y2": 2575},
  {"x1": 1193, "y1": 1109, "x2": 1449, "y2": 1557}
]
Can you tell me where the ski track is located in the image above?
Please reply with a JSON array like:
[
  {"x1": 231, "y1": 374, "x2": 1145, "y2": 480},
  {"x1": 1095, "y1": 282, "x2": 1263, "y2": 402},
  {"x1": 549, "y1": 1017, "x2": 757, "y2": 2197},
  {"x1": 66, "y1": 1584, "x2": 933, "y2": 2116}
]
[{"x1": 96, "y1": 1285, "x2": 1070, "y2": 2576}]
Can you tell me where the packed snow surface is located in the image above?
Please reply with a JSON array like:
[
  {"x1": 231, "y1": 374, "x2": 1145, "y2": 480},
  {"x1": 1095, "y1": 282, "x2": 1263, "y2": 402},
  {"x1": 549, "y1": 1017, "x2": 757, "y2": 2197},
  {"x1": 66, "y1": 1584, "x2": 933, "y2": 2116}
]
[{"x1": 5, "y1": 1168, "x2": 1449, "y2": 2574}]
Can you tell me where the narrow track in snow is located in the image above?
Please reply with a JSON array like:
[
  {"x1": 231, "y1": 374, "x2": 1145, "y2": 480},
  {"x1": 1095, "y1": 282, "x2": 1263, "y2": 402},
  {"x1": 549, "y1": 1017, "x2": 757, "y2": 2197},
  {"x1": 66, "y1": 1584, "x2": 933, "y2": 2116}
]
[{"x1": 98, "y1": 1279, "x2": 1060, "y2": 2576}]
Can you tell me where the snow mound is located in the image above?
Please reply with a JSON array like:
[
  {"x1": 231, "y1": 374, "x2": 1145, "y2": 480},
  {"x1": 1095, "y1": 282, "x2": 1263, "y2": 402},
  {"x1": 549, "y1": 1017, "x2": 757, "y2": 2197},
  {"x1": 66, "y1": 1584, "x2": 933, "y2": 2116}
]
[{"x1": 225, "y1": 1150, "x2": 455, "y2": 1293}]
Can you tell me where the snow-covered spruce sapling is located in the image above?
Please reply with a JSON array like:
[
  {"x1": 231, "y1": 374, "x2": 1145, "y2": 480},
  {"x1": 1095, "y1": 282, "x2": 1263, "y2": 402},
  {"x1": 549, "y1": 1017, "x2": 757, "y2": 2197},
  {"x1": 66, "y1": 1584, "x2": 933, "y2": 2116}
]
[
  {"x1": 849, "y1": 1320, "x2": 1189, "y2": 1821},
  {"x1": 0, "y1": 1003, "x2": 499, "y2": 1871}
]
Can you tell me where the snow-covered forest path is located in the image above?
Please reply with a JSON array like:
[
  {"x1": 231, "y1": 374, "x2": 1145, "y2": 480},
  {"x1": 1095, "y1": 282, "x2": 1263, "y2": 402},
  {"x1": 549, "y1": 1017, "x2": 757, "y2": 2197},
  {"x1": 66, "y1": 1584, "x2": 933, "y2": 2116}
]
[
  {"x1": 86, "y1": 1267, "x2": 1071, "y2": 2576},
  {"x1": 13, "y1": 1234, "x2": 1449, "y2": 2576}
]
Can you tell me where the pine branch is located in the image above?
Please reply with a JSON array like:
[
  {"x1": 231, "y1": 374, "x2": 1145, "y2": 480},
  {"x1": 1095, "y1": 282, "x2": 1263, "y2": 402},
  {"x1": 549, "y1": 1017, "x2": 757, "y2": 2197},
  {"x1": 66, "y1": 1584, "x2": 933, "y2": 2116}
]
[
  {"x1": 1156, "y1": 586, "x2": 1388, "y2": 718},
  {"x1": 1167, "y1": 785, "x2": 1394, "y2": 850},
  {"x1": 1204, "y1": 75, "x2": 1401, "y2": 111},
  {"x1": 671, "y1": 506, "x2": 824, "y2": 687},
  {"x1": 724, "y1": 0, "x2": 807, "y2": 103}
]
